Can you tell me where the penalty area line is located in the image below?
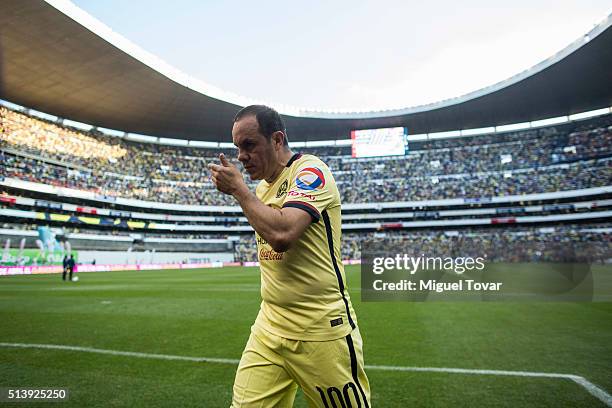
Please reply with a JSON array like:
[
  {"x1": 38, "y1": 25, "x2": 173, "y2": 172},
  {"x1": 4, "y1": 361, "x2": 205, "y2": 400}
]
[
  {"x1": 1, "y1": 342, "x2": 610, "y2": 407},
  {"x1": 367, "y1": 364, "x2": 612, "y2": 406}
]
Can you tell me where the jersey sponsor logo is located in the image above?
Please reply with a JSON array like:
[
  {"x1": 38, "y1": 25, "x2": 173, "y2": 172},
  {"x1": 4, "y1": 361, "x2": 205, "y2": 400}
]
[
  {"x1": 287, "y1": 190, "x2": 316, "y2": 201},
  {"x1": 276, "y1": 180, "x2": 288, "y2": 198},
  {"x1": 259, "y1": 248, "x2": 284, "y2": 261},
  {"x1": 256, "y1": 235, "x2": 268, "y2": 246},
  {"x1": 330, "y1": 317, "x2": 343, "y2": 327},
  {"x1": 296, "y1": 167, "x2": 325, "y2": 191}
]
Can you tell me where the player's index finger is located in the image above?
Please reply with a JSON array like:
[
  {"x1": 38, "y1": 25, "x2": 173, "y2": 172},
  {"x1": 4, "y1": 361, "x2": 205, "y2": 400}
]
[{"x1": 219, "y1": 153, "x2": 230, "y2": 166}]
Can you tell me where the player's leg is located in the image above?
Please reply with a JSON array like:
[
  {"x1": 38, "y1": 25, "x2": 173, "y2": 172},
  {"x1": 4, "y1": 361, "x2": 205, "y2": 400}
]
[
  {"x1": 231, "y1": 326, "x2": 298, "y2": 408},
  {"x1": 285, "y1": 327, "x2": 371, "y2": 408}
]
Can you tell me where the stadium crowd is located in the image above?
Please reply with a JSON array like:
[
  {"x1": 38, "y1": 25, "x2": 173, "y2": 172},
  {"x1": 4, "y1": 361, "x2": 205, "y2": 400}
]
[
  {"x1": 236, "y1": 225, "x2": 611, "y2": 263},
  {"x1": 1, "y1": 106, "x2": 611, "y2": 205},
  {"x1": 2, "y1": 222, "x2": 608, "y2": 264}
]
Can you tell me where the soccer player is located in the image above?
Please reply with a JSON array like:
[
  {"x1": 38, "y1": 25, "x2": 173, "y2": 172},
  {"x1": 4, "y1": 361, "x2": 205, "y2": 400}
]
[
  {"x1": 208, "y1": 105, "x2": 371, "y2": 407},
  {"x1": 67, "y1": 254, "x2": 75, "y2": 281},
  {"x1": 62, "y1": 255, "x2": 69, "y2": 281}
]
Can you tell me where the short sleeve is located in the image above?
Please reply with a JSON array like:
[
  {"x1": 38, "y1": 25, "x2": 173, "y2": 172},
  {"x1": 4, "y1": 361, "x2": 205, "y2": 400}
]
[{"x1": 282, "y1": 159, "x2": 337, "y2": 223}]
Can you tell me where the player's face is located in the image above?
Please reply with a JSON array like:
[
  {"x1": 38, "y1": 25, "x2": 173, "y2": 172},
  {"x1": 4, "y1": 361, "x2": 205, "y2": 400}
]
[{"x1": 232, "y1": 116, "x2": 277, "y2": 180}]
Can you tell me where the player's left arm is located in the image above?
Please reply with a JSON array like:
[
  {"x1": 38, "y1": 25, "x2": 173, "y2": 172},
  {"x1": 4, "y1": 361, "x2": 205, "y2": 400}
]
[{"x1": 208, "y1": 154, "x2": 311, "y2": 253}]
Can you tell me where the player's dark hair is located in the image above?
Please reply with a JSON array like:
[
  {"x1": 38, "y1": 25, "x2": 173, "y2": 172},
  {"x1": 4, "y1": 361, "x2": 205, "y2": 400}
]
[{"x1": 234, "y1": 105, "x2": 289, "y2": 146}]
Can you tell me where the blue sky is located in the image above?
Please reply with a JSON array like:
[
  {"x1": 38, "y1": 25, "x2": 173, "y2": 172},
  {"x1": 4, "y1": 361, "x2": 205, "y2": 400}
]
[{"x1": 71, "y1": 0, "x2": 611, "y2": 111}]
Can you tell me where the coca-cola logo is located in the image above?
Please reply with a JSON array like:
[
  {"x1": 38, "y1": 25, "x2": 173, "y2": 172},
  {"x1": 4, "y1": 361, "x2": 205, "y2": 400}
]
[{"x1": 259, "y1": 248, "x2": 284, "y2": 261}]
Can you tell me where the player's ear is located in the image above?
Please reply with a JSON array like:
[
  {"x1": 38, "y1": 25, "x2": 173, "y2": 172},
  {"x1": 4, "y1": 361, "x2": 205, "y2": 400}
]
[{"x1": 272, "y1": 131, "x2": 285, "y2": 151}]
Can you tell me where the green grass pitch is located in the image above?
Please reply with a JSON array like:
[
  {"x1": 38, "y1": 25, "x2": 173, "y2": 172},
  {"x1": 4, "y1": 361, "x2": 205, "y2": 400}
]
[{"x1": 0, "y1": 265, "x2": 611, "y2": 407}]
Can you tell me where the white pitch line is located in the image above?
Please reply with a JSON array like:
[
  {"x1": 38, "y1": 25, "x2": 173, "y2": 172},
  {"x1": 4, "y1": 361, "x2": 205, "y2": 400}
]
[
  {"x1": 1, "y1": 342, "x2": 610, "y2": 407},
  {"x1": 0, "y1": 342, "x2": 239, "y2": 365},
  {"x1": 570, "y1": 376, "x2": 612, "y2": 407},
  {"x1": 366, "y1": 364, "x2": 612, "y2": 406},
  {"x1": 365, "y1": 364, "x2": 572, "y2": 378}
]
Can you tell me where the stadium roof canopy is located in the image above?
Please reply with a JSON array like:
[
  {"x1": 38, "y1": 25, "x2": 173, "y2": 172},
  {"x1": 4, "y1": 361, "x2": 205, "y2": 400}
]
[{"x1": 1, "y1": 0, "x2": 611, "y2": 143}]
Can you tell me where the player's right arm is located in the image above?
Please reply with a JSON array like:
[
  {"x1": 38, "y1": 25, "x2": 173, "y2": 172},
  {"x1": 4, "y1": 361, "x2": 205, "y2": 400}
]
[
  {"x1": 208, "y1": 154, "x2": 312, "y2": 252},
  {"x1": 233, "y1": 188, "x2": 312, "y2": 252}
]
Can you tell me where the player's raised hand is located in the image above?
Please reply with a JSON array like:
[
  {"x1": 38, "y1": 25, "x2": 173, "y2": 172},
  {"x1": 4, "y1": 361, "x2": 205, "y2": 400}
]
[
  {"x1": 207, "y1": 153, "x2": 246, "y2": 196},
  {"x1": 219, "y1": 153, "x2": 231, "y2": 167}
]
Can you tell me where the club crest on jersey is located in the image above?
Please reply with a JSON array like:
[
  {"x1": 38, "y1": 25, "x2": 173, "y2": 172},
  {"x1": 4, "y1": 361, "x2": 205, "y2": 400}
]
[
  {"x1": 296, "y1": 167, "x2": 325, "y2": 191},
  {"x1": 276, "y1": 179, "x2": 288, "y2": 198}
]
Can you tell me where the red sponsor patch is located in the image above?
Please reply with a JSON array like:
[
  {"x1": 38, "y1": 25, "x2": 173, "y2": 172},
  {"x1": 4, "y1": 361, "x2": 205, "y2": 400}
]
[{"x1": 296, "y1": 167, "x2": 325, "y2": 191}]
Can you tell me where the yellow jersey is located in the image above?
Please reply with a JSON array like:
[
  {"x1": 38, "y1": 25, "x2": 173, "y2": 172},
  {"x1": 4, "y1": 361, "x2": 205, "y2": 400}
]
[{"x1": 253, "y1": 153, "x2": 357, "y2": 341}]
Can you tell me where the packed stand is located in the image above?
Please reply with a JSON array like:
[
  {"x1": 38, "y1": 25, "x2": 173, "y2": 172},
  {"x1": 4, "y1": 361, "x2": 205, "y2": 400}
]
[
  {"x1": 2, "y1": 106, "x2": 611, "y2": 205},
  {"x1": 235, "y1": 224, "x2": 612, "y2": 263}
]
